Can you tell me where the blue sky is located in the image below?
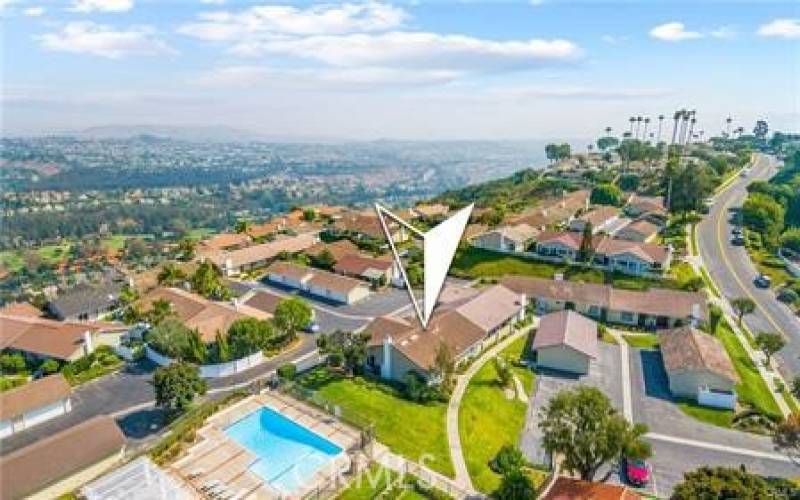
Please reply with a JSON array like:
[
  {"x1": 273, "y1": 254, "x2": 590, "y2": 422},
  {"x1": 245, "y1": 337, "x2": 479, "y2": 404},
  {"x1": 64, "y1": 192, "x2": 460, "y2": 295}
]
[{"x1": 2, "y1": 0, "x2": 798, "y2": 140}]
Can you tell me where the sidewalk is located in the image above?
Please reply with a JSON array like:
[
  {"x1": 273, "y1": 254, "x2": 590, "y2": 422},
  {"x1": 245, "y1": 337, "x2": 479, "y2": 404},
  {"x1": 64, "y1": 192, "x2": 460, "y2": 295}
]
[{"x1": 446, "y1": 325, "x2": 533, "y2": 491}]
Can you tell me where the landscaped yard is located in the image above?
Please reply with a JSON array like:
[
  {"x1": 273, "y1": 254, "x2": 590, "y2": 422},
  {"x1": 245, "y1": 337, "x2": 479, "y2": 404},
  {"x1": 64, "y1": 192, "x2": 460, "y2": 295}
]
[
  {"x1": 299, "y1": 369, "x2": 454, "y2": 478},
  {"x1": 458, "y1": 333, "x2": 535, "y2": 494},
  {"x1": 715, "y1": 320, "x2": 782, "y2": 419},
  {"x1": 622, "y1": 333, "x2": 660, "y2": 350},
  {"x1": 337, "y1": 464, "x2": 452, "y2": 500},
  {"x1": 678, "y1": 401, "x2": 734, "y2": 428}
]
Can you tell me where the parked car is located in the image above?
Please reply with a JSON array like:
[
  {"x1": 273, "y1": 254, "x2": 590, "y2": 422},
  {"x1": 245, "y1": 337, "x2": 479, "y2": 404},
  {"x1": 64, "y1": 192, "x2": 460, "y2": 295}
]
[
  {"x1": 755, "y1": 274, "x2": 772, "y2": 288},
  {"x1": 304, "y1": 322, "x2": 321, "y2": 333},
  {"x1": 732, "y1": 227, "x2": 743, "y2": 237},
  {"x1": 732, "y1": 235, "x2": 746, "y2": 246},
  {"x1": 624, "y1": 457, "x2": 651, "y2": 487}
]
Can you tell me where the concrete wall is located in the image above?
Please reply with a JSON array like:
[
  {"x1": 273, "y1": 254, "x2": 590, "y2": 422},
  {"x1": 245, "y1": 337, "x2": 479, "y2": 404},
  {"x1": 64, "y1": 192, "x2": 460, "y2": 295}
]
[
  {"x1": 0, "y1": 399, "x2": 71, "y2": 439},
  {"x1": 667, "y1": 369, "x2": 736, "y2": 400},
  {"x1": 535, "y1": 345, "x2": 590, "y2": 374},
  {"x1": 145, "y1": 345, "x2": 265, "y2": 378}
]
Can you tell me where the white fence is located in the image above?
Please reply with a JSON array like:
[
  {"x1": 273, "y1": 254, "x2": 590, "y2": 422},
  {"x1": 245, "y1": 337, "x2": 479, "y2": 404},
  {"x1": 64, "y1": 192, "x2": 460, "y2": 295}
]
[
  {"x1": 144, "y1": 345, "x2": 264, "y2": 378},
  {"x1": 698, "y1": 386, "x2": 737, "y2": 410}
]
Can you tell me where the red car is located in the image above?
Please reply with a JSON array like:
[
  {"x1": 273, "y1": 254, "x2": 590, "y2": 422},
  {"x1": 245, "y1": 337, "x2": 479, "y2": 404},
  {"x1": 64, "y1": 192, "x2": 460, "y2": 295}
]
[{"x1": 624, "y1": 457, "x2": 651, "y2": 487}]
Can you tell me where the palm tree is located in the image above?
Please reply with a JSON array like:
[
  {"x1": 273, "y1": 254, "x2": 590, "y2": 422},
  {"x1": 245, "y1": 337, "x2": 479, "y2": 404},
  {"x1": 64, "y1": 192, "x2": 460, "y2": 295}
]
[
  {"x1": 725, "y1": 116, "x2": 733, "y2": 137},
  {"x1": 686, "y1": 116, "x2": 697, "y2": 145},
  {"x1": 671, "y1": 110, "x2": 681, "y2": 144},
  {"x1": 635, "y1": 116, "x2": 643, "y2": 139},
  {"x1": 679, "y1": 110, "x2": 690, "y2": 145},
  {"x1": 628, "y1": 117, "x2": 636, "y2": 135},
  {"x1": 643, "y1": 117, "x2": 651, "y2": 142},
  {"x1": 657, "y1": 114, "x2": 665, "y2": 142},
  {"x1": 605, "y1": 126, "x2": 613, "y2": 136}
]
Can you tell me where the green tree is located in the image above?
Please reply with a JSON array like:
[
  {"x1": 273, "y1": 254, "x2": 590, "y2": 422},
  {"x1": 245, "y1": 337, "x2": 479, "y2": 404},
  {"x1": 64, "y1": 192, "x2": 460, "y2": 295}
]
[
  {"x1": 432, "y1": 342, "x2": 455, "y2": 395},
  {"x1": 671, "y1": 466, "x2": 770, "y2": 500},
  {"x1": 302, "y1": 208, "x2": 316, "y2": 221},
  {"x1": 312, "y1": 248, "x2": 336, "y2": 270},
  {"x1": 146, "y1": 298, "x2": 174, "y2": 326},
  {"x1": 494, "y1": 356, "x2": 512, "y2": 388},
  {"x1": 40, "y1": 359, "x2": 60, "y2": 374},
  {"x1": 539, "y1": 385, "x2": 651, "y2": 481},
  {"x1": 596, "y1": 136, "x2": 619, "y2": 152},
  {"x1": 147, "y1": 318, "x2": 206, "y2": 363},
  {"x1": 274, "y1": 297, "x2": 313, "y2": 339},
  {"x1": 190, "y1": 261, "x2": 230, "y2": 300},
  {"x1": 780, "y1": 228, "x2": 800, "y2": 253},
  {"x1": 730, "y1": 297, "x2": 756, "y2": 326},
  {"x1": 153, "y1": 361, "x2": 207, "y2": 419},
  {"x1": 743, "y1": 193, "x2": 785, "y2": 247},
  {"x1": 618, "y1": 174, "x2": 639, "y2": 191},
  {"x1": 774, "y1": 414, "x2": 800, "y2": 465},
  {"x1": 157, "y1": 263, "x2": 187, "y2": 287},
  {"x1": 214, "y1": 331, "x2": 231, "y2": 362},
  {"x1": 177, "y1": 238, "x2": 196, "y2": 261},
  {"x1": 755, "y1": 331, "x2": 785, "y2": 364},
  {"x1": 227, "y1": 318, "x2": 275, "y2": 358},
  {"x1": 0, "y1": 353, "x2": 26, "y2": 373},
  {"x1": 495, "y1": 469, "x2": 536, "y2": 500},
  {"x1": 708, "y1": 305, "x2": 723, "y2": 335},
  {"x1": 578, "y1": 222, "x2": 594, "y2": 262},
  {"x1": 317, "y1": 329, "x2": 371, "y2": 376},
  {"x1": 590, "y1": 183, "x2": 623, "y2": 206},
  {"x1": 234, "y1": 220, "x2": 251, "y2": 234}
]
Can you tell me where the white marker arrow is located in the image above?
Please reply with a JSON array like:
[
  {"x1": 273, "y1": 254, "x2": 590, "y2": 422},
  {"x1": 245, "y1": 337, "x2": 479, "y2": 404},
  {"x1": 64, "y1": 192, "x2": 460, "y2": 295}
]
[{"x1": 375, "y1": 203, "x2": 473, "y2": 329}]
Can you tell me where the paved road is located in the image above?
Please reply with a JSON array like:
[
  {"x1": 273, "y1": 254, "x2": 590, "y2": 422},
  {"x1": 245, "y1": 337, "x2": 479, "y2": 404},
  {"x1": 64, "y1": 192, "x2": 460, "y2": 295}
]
[{"x1": 697, "y1": 153, "x2": 800, "y2": 376}]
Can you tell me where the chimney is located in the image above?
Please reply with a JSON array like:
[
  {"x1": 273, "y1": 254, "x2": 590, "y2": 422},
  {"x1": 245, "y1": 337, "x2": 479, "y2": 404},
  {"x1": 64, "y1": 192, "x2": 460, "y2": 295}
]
[
  {"x1": 381, "y1": 336, "x2": 393, "y2": 379},
  {"x1": 83, "y1": 331, "x2": 95, "y2": 356}
]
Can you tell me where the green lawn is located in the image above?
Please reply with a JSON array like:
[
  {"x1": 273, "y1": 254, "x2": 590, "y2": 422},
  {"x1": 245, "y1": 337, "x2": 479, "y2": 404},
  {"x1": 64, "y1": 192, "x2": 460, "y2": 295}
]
[
  {"x1": 699, "y1": 266, "x2": 721, "y2": 298},
  {"x1": 0, "y1": 375, "x2": 28, "y2": 392},
  {"x1": 0, "y1": 242, "x2": 72, "y2": 272},
  {"x1": 299, "y1": 369, "x2": 454, "y2": 478},
  {"x1": 338, "y1": 464, "x2": 397, "y2": 499},
  {"x1": 451, "y1": 247, "x2": 566, "y2": 280},
  {"x1": 678, "y1": 401, "x2": 734, "y2": 428},
  {"x1": 622, "y1": 333, "x2": 660, "y2": 350},
  {"x1": 185, "y1": 228, "x2": 216, "y2": 241},
  {"x1": 716, "y1": 321, "x2": 782, "y2": 419},
  {"x1": 749, "y1": 248, "x2": 793, "y2": 288},
  {"x1": 458, "y1": 334, "x2": 535, "y2": 494}
]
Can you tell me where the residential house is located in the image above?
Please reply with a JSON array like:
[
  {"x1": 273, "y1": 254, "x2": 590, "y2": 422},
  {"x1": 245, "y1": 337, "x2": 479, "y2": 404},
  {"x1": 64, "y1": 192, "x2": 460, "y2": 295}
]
[
  {"x1": 615, "y1": 220, "x2": 661, "y2": 243},
  {"x1": 411, "y1": 203, "x2": 449, "y2": 221},
  {"x1": 660, "y1": 326, "x2": 738, "y2": 409},
  {"x1": 207, "y1": 232, "x2": 319, "y2": 276},
  {"x1": 507, "y1": 189, "x2": 590, "y2": 229},
  {"x1": 500, "y1": 276, "x2": 707, "y2": 329},
  {"x1": 534, "y1": 232, "x2": 671, "y2": 276},
  {"x1": 0, "y1": 374, "x2": 72, "y2": 439},
  {"x1": 593, "y1": 238, "x2": 672, "y2": 275},
  {"x1": 472, "y1": 224, "x2": 539, "y2": 253},
  {"x1": 330, "y1": 211, "x2": 409, "y2": 243},
  {"x1": 625, "y1": 194, "x2": 667, "y2": 220},
  {"x1": 334, "y1": 254, "x2": 396, "y2": 284},
  {"x1": 568, "y1": 206, "x2": 620, "y2": 234},
  {"x1": 532, "y1": 310, "x2": 598, "y2": 375},
  {"x1": 47, "y1": 281, "x2": 124, "y2": 321},
  {"x1": 542, "y1": 477, "x2": 642, "y2": 500},
  {"x1": 246, "y1": 220, "x2": 283, "y2": 240},
  {"x1": 0, "y1": 416, "x2": 125, "y2": 500},
  {"x1": 197, "y1": 232, "x2": 251, "y2": 255},
  {"x1": 139, "y1": 287, "x2": 270, "y2": 343},
  {"x1": 364, "y1": 285, "x2": 525, "y2": 382},
  {"x1": 305, "y1": 239, "x2": 360, "y2": 262},
  {"x1": 266, "y1": 261, "x2": 370, "y2": 304},
  {"x1": 0, "y1": 302, "x2": 42, "y2": 317},
  {"x1": 0, "y1": 314, "x2": 127, "y2": 362}
]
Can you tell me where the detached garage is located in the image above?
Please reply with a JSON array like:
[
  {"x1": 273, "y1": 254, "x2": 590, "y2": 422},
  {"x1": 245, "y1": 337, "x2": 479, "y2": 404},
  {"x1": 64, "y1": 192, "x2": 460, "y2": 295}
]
[
  {"x1": 0, "y1": 374, "x2": 72, "y2": 439},
  {"x1": 532, "y1": 310, "x2": 598, "y2": 375},
  {"x1": 660, "y1": 326, "x2": 739, "y2": 409}
]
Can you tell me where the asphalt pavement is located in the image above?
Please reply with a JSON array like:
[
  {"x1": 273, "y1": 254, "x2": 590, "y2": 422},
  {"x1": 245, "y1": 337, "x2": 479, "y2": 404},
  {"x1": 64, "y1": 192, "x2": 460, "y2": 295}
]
[{"x1": 696, "y1": 153, "x2": 800, "y2": 375}]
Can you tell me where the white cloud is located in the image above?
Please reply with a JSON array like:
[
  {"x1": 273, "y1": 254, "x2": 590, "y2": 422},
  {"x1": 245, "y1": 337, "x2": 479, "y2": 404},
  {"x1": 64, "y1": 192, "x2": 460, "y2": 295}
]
[
  {"x1": 601, "y1": 34, "x2": 627, "y2": 44},
  {"x1": 178, "y1": 2, "x2": 407, "y2": 40},
  {"x1": 757, "y1": 18, "x2": 800, "y2": 39},
  {"x1": 194, "y1": 65, "x2": 462, "y2": 89},
  {"x1": 710, "y1": 25, "x2": 737, "y2": 39},
  {"x1": 23, "y1": 6, "x2": 45, "y2": 16},
  {"x1": 70, "y1": 0, "x2": 133, "y2": 12},
  {"x1": 649, "y1": 22, "x2": 703, "y2": 42},
  {"x1": 231, "y1": 31, "x2": 582, "y2": 71},
  {"x1": 529, "y1": 0, "x2": 545, "y2": 6},
  {"x1": 37, "y1": 22, "x2": 176, "y2": 58}
]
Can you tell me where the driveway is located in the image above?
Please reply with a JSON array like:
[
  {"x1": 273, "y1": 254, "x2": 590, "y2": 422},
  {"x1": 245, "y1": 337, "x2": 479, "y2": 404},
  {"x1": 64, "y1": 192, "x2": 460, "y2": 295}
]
[{"x1": 520, "y1": 342, "x2": 623, "y2": 466}]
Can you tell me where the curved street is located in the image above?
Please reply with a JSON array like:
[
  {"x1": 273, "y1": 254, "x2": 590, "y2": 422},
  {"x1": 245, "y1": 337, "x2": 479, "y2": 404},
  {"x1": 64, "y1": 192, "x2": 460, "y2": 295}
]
[{"x1": 697, "y1": 153, "x2": 800, "y2": 376}]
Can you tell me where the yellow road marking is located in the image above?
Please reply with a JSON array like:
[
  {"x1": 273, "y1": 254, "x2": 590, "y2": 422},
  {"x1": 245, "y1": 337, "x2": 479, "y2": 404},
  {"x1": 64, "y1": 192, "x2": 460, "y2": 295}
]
[{"x1": 713, "y1": 158, "x2": 791, "y2": 339}]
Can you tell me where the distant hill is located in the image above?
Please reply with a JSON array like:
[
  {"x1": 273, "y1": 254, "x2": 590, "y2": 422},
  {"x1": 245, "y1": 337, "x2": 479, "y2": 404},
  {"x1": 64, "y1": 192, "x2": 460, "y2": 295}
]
[{"x1": 74, "y1": 125, "x2": 266, "y2": 143}]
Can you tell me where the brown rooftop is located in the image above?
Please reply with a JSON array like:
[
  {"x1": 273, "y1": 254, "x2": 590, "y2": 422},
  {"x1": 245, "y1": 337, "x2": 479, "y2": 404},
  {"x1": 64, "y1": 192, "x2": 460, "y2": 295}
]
[
  {"x1": 543, "y1": 477, "x2": 642, "y2": 500},
  {"x1": 0, "y1": 302, "x2": 42, "y2": 317},
  {"x1": 307, "y1": 270, "x2": 367, "y2": 294},
  {"x1": 660, "y1": 326, "x2": 738, "y2": 382},
  {"x1": 334, "y1": 254, "x2": 393, "y2": 276},
  {"x1": 211, "y1": 232, "x2": 318, "y2": 268},
  {"x1": 305, "y1": 239, "x2": 359, "y2": 260},
  {"x1": 0, "y1": 314, "x2": 123, "y2": 361},
  {"x1": 533, "y1": 310, "x2": 599, "y2": 358},
  {"x1": 0, "y1": 373, "x2": 71, "y2": 420},
  {"x1": 267, "y1": 260, "x2": 314, "y2": 281},
  {"x1": 0, "y1": 416, "x2": 125, "y2": 500}
]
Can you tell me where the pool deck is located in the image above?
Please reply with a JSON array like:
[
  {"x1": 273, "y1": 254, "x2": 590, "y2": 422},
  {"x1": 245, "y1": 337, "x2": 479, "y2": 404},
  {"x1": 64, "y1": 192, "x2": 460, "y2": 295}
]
[{"x1": 170, "y1": 392, "x2": 361, "y2": 499}]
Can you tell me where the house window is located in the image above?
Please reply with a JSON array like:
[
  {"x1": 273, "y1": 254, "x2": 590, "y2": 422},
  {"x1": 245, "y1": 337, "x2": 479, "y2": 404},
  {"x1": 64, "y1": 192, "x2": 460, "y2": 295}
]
[
  {"x1": 588, "y1": 305, "x2": 600, "y2": 317},
  {"x1": 620, "y1": 311, "x2": 634, "y2": 322}
]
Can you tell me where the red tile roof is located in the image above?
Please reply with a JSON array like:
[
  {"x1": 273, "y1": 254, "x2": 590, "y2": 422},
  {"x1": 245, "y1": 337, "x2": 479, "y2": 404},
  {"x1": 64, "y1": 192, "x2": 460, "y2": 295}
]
[{"x1": 543, "y1": 477, "x2": 642, "y2": 500}]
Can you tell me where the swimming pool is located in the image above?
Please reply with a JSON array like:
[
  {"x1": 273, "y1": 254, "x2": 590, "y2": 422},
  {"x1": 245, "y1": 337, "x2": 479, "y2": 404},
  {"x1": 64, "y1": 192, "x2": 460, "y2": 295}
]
[{"x1": 225, "y1": 406, "x2": 344, "y2": 496}]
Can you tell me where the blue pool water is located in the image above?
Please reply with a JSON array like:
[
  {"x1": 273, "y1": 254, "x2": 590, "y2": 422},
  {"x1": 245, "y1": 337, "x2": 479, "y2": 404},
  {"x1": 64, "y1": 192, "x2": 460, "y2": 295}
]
[{"x1": 224, "y1": 407, "x2": 343, "y2": 496}]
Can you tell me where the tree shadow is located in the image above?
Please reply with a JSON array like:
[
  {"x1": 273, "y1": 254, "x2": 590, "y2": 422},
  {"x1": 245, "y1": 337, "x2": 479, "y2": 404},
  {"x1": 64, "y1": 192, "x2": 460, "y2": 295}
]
[
  {"x1": 117, "y1": 408, "x2": 167, "y2": 440},
  {"x1": 639, "y1": 350, "x2": 674, "y2": 401}
]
